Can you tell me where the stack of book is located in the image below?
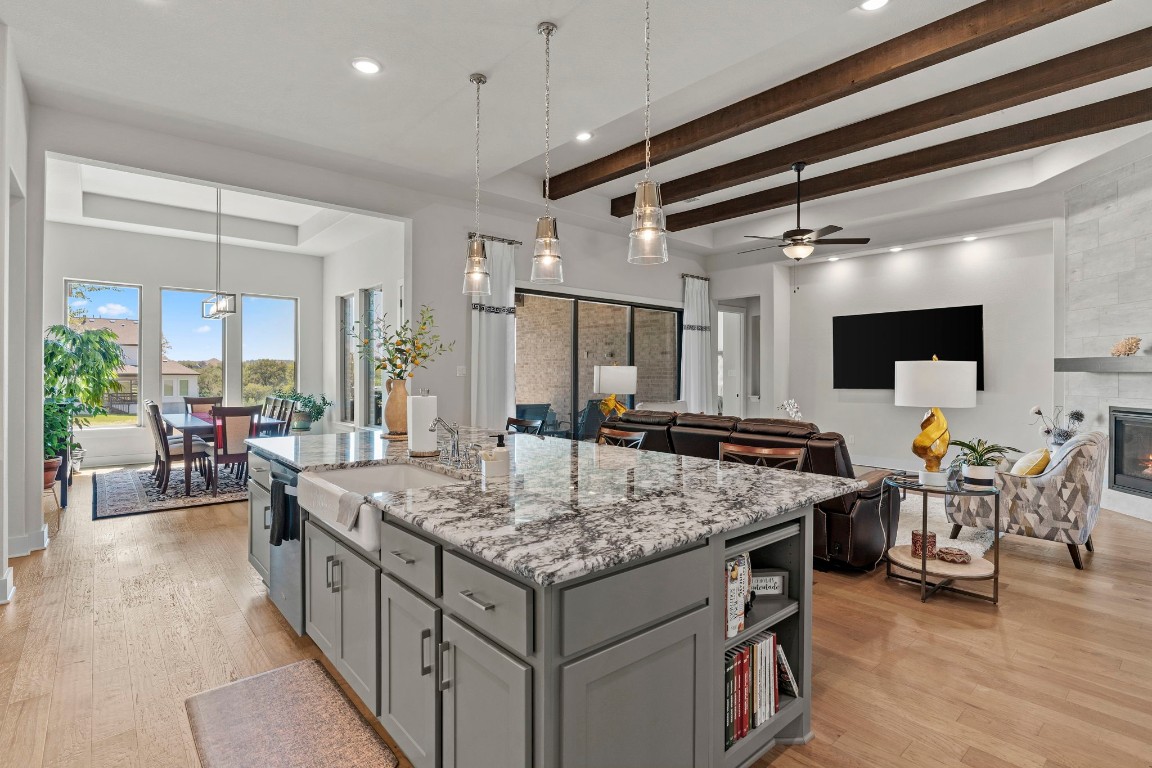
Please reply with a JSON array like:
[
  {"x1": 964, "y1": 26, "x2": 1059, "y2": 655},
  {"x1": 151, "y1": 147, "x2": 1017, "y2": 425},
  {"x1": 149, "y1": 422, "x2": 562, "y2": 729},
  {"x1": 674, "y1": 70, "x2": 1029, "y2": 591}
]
[{"x1": 724, "y1": 632, "x2": 799, "y2": 750}]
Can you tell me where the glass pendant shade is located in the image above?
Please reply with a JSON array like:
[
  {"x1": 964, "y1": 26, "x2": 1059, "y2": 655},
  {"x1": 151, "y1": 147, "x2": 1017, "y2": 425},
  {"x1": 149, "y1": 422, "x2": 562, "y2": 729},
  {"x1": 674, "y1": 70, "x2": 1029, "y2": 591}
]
[
  {"x1": 530, "y1": 216, "x2": 563, "y2": 283},
  {"x1": 782, "y1": 242, "x2": 815, "y2": 261},
  {"x1": 627, "y1": 179, "x2": 669, "y2": 265},
  {"x1": 462, "y1": 237, "x2": 491, "y2": 296},
  {"x1": 202, "y1": 293, "x2": 237, "y2": 319}
]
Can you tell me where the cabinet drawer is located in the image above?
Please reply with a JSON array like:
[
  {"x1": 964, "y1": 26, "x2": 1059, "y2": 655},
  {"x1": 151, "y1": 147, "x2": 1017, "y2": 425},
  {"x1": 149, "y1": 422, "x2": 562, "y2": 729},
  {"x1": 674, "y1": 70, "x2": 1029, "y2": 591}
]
[
  {"x1": 443, "y1": 552, "x2": 533, "y2": 657},
  {"x1": 380, "y1": 520, "x2": 440, "y2": 598},
  {"x1": 560, "y1": 545, "x2": 710, "y2": 657},
  {"x1": 248, "y1": 453, "x2": 272, "y2": 490}
]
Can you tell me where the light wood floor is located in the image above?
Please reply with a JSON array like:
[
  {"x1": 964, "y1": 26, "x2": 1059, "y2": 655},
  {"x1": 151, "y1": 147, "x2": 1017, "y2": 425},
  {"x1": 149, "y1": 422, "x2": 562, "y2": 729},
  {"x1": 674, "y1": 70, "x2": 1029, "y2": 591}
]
[{"x1": 3, "y1": 469, "x2": 1152, "y2": 768}]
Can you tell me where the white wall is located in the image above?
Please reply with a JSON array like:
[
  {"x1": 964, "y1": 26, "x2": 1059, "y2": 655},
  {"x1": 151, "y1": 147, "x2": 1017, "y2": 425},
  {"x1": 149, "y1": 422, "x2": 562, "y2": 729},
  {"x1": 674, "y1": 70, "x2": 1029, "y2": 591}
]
[
  {"x1": 43, "y1": 221, "x2": 324, "y2": 466},
  {"x1": 409, "y1": 201, "x2": 701, "y2": 424},
  {"x1": 321, "y1": 224, "x2": 406, "y2": 428},
  {"x1": 787, "y1": 228, "x2": 1056, "y2": 469}
]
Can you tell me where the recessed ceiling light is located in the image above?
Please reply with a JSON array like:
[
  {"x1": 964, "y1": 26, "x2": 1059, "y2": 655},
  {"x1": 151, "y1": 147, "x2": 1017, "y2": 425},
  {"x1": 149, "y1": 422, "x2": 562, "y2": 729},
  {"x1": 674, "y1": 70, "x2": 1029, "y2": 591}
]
[
  {"x1": 860, "y1": 0, "x2": 889, "y2": 10},
  {"x1": 575, "y1": 131, "x2": 593, "y2": 142},
  {"x1": 963, "y1": 235, "x2": 978, "y2": 242},
  {"x1": 828, "y1": 257, "x2": 840, "y2": 262},
  {"x1": 351, "y1": 57, "x2": 382, "y2": 75},
  {"x1": 889, "y1": 247, "x2": 903, "y2": 252}
]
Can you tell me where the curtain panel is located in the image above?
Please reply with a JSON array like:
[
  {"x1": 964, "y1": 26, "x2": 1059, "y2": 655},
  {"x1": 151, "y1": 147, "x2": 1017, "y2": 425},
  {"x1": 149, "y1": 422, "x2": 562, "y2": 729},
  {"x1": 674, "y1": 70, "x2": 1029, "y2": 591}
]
[
  {"x1": 681, "y1": 276, "x2": 714, "y2": 414},
  {"x1": 469, "y1": 241, "x2": 517, "y2": 430}
]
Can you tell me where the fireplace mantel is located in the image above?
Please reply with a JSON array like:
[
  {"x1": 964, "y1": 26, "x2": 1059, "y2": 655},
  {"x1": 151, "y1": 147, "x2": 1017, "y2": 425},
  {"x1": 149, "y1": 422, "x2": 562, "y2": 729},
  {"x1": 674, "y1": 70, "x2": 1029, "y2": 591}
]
[{"x1": 1054, "y1": 357, "x2": 1152, "y2": 373}]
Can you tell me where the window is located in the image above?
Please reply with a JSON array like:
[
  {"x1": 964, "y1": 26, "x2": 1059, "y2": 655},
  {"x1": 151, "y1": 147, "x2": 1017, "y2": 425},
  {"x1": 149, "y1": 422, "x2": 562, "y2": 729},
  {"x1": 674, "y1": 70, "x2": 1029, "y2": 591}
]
[
  {"x1": 340, "y1": 294, "x2": 356, "y2": 422},
  {"x1": 362, "y1": 286, "x2": 388, "y2": 427},
  {"x1": 242, "y1": 295, "x2": 298, "y2": 404},
  {"x1": 514, "y1": 291, "x2": 681, "y2": 440},
  {"x1": 64, "y1": 280, "x2": 142, "y2": 427},
  {"x1": 161, "y1": 288, "x2": 224, "y2": 413}
]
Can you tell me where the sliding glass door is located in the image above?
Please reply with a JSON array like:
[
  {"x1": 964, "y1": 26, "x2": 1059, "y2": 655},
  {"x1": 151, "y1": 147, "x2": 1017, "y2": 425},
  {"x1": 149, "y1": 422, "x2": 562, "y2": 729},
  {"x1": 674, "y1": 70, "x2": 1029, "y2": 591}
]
[{"x1": 514, "y1": 293, "x2": 575, "y2": 436}]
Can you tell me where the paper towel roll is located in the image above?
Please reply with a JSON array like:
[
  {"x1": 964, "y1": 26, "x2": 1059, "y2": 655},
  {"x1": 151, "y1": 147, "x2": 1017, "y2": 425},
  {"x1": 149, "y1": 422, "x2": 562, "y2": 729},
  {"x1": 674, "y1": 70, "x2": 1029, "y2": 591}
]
[{"x1": 407, "y1": 396, "x2": 438, "y2": 454}]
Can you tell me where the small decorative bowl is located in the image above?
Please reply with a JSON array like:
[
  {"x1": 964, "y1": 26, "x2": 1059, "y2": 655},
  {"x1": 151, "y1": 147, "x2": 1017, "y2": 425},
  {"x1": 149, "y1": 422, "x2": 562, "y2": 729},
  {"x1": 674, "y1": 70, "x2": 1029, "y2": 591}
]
[
  {"x1": 911, "y1": 530, "x2": 937, "y2": 559},
  {"x1": 936, "y1": 547, "x2": 971, "y2": 564}
]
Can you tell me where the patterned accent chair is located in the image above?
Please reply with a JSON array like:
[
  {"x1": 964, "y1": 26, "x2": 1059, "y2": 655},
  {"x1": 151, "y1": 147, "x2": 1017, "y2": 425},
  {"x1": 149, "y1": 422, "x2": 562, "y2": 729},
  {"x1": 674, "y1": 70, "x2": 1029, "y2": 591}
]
[{"x1": 944, "y1": 431, "x2": 1107, "y2": 569}]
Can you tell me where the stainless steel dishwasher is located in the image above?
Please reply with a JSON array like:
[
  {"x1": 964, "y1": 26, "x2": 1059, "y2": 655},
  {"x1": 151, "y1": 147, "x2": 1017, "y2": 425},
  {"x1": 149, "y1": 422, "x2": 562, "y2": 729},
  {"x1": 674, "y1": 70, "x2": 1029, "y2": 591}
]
[{"x1": 268, "y1": 467, "x2": 305, "y2": 636}]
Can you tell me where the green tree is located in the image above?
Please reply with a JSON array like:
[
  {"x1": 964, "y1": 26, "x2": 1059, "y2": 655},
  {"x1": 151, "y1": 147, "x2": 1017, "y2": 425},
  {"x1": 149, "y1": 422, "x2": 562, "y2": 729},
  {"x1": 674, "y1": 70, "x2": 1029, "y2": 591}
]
[{"x1": 242, "y1": 359, "x2": 295, "y2": 404}]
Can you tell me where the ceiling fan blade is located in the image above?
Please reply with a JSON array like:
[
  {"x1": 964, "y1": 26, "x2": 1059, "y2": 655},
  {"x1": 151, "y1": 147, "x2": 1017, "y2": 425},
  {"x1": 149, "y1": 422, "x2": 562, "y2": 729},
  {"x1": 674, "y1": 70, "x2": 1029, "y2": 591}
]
[
  {"x1": 743, "y1": 235, "x2": 783, "y2": 241},
  {"x1": 737, "y1": 245, "x2": 777, "y2": 255},
  {"x1": 810, "y1": 225, "x2": 843, "y2": 240},
  {"x1": 812, "y1": 237, "x2": 871, "y2": 245},
  {"x1": 781, "y1": 228, "x2": 814, "y2": 241}
]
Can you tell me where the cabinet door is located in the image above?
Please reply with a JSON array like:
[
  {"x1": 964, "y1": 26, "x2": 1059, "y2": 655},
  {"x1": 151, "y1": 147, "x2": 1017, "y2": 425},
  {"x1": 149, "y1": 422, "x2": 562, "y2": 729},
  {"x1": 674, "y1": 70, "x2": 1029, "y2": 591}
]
[
  {"x1": 442, "y1": 615, "x2": 531, "y2": 768},
  {"x1": 335, "y1": 543, "x2": 380, "y2": 715},
  {"x1": 247, "y1": 483, "x2": 272, "y2": 583},
  {"x1": 380, "y1": 574, "x2": 440, "y2": 768},
  {"x1": 560, "y1": 607, "x2": 710, "y2": 768},
  {"x1": 304, "y1": 521, "x2": 338, "y2": 659}
]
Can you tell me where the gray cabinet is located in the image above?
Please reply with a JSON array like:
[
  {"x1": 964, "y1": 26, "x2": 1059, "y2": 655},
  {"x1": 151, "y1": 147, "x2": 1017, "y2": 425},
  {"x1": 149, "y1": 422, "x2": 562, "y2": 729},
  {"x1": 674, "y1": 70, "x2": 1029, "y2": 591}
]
[
  {"x1": 442, "y1": 615, "x2": 531, "y2": 768},
  {"x1": 380, "y1": 574, "x2": 440, "y2": 768},
  {"x1": 559, "y1": 606, "x2": 711, "y2": 768},
  {"x1": 305, "y1": 521, "x2": 380, "y2": 714},
  {"x1": 247, "y1": 482, "x2": 272, "y2": 583},
  {"x1": 305, "y1": 521, "x2": 338, "y2": 659}
]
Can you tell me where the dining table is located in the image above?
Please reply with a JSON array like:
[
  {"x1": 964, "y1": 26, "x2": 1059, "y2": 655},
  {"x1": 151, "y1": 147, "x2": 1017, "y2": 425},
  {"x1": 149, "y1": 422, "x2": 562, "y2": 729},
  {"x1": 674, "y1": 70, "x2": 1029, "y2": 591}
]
[{"x1": 161, "y1": 412, "x2": 285, "y2": 496}]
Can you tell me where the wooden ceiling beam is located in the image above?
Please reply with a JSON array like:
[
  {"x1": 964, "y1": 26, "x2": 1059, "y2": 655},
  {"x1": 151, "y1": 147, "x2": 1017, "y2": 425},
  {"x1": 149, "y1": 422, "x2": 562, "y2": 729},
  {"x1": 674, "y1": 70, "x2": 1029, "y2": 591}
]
[
  {"x1": 610, "y1": 27, "x2": 1152, "y2": 217},
  {"x1": 664, "y1": 87, "x2": 1152, "y2": 232},
  {"x1": 548, "y1": 0, "x2": 1113, "y2": 200}
]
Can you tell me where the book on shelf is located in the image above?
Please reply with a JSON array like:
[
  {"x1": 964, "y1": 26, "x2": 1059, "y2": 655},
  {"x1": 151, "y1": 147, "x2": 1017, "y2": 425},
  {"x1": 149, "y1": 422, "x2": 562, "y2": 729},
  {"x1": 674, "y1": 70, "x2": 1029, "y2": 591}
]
[
  {"x1": 724, "y1": 553, "x2": 751, "y2": 639},
  {"x1": 777, "y1": 645, "x2": 799, "y2": 698},
  {"x1": 725, "y1": 630, "x2": 790, "y2": 751},
  {"x1": 725, "y1": 649, "x2": 737, "y2": 749}
]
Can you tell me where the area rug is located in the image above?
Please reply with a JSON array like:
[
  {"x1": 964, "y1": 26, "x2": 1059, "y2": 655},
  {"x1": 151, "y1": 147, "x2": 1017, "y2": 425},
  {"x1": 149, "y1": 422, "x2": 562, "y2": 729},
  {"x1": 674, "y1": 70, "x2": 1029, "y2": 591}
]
[
  {"x1": 91, "y1": 466, "x2": 248, "y2": 519},
  {"x1": 894, "y1": 493, "x2": 997, "y2": 560},
  {"x1": 186, "y1": 660, "x2": 399, "y2": 768}
]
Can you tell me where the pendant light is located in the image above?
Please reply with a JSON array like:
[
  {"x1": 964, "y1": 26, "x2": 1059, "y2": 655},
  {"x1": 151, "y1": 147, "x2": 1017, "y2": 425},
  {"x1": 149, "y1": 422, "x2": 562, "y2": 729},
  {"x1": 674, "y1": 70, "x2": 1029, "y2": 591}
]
[
  {"x1": 201, "y1": 187, "x2": 237, "y2": 318},
  {"x1": 627, "y1": 0, "x2": 669, "y2": 265},
  {"x1": 531, "y1": 21, "x2": 563, "y2": 284},
  {"x1": 463, "y1": 73, "x2": 491, "y2": 297}
]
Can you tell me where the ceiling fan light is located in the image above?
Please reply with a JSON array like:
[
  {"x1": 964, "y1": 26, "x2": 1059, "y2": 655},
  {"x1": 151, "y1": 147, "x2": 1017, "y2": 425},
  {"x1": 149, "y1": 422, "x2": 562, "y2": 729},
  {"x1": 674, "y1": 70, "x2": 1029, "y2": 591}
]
[
  {"x1": 462, "y1": 237, "x2": 491, "y2": 296},
  {"x1": 531, "y1": 216, "x2": 564, "y2": 283},
  {"x1": 628, "y1": 180, "x2": 669, "y2": 265},
  {"x1": 782, "y1": 242, "x2": 815, "y2": 261}
]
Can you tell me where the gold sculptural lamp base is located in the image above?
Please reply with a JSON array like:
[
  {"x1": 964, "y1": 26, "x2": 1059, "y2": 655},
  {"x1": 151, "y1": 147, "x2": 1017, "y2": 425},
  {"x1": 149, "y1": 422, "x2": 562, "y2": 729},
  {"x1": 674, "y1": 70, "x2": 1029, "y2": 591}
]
[{"x1": 912, "y1": 406, "x2": 951, "y2": 487}]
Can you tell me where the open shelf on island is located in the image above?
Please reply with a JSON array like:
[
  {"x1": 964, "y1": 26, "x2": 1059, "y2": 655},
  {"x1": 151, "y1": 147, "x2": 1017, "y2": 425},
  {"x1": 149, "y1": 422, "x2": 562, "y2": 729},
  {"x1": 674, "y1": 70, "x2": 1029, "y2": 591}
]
[
  {"x1": 724, "y1": 598, "x2": 798, "y2": 651},
  {"x1": 724, "y1": 522, "x2": 800, "y2": 559},
  {"x1": 723, "y1": 695, "x2": 802, "y2": 766}
]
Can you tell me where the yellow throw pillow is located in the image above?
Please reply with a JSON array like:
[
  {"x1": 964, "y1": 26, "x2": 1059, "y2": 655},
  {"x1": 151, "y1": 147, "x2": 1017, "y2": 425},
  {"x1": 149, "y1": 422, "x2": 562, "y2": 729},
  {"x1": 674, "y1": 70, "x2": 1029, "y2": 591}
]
[{"x1": 1010, "y1": 447, "x2": 1050, "y2": 476}]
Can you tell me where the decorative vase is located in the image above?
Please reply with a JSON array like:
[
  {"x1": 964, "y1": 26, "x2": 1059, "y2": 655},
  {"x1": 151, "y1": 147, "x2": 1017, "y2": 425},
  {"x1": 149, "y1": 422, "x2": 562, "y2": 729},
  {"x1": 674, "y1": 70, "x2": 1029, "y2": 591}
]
[
  {"x1": 962, "y1": 464, "x2": 996, "y2": 487},
  {"x1": 43, "y1": 457, "x2": 63, "y2": 490},
  {"x1": 911, "y1": 530, "x2": 937, "y2": 559},
  {"x1": 385, "y1": 379, "x2": 409, "y2": 436},
  {"x1": 291, "y1": 413, "x2": 313, "y2": 431}
]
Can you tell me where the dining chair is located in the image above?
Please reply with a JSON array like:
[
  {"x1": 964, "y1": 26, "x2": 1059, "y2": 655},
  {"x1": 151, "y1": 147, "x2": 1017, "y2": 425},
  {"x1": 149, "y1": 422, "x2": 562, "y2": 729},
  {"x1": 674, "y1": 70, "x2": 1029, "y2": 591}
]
[
  {"x1": 506, "y1": 417, "x2": 544, "y2": 435},
  {"x1": 262, "y1": 396, "x2": 278, "y2": 419},
  {"x1": 210, "y1": 405, "x2": 262, "y2": 494},
  {"x1": 147, "y1": 402, "x2": 211, "y2": 494},
  {"x1": 596, "y1": 426, "x2": 646, "y2": 449},
  {"x1": 277, "y1": 399, "x2": 296, "y2": 435},
  {"x1": 719, "y1": 442, "x2": 805, "y2": 470},
  {"x1": 185, "y1": 396, "x2": 223, "y2": 415}
]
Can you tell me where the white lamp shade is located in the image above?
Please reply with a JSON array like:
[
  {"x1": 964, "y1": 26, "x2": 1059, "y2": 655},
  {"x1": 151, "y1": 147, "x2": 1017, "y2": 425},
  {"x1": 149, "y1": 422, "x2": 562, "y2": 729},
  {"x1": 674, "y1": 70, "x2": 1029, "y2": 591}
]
[
  {"x1": 593, "y1": 365, "x2": 638, "y2": 396},
  {"x1": 894, "y1": 360, "x2": 977, "y2": 409}
]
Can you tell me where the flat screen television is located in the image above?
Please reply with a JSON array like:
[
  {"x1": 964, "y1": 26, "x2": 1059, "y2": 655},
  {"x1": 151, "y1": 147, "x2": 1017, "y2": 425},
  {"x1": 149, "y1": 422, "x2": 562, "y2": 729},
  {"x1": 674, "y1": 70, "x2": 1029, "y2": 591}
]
[{"x1": 832, "y1": 305, "x2": 984, "y2": 390}]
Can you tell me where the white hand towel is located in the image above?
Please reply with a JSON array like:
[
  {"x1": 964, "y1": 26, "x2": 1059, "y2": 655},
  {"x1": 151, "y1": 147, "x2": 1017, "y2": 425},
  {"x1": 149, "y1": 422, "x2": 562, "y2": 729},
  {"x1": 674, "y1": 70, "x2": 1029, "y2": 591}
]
[{"x1": 336, "y1": 491, "x2": 363, "y2": 530}]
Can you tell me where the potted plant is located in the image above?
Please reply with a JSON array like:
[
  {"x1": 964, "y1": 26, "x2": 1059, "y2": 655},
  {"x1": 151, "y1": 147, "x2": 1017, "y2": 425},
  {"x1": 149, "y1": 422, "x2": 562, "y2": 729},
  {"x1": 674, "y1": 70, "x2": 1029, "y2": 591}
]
[
  {"x1": 43, "y1": 398, "x2": 79, "y2": 489},
  {"x1": 274, "y1": 390, "x2": 333, "y2": 431},
  {"x1": 351, "y1": 305, "x2": 454, "y2": 436},
  {"x1": 949, "y1": 438, "x2": 1021, "y2": 487}
]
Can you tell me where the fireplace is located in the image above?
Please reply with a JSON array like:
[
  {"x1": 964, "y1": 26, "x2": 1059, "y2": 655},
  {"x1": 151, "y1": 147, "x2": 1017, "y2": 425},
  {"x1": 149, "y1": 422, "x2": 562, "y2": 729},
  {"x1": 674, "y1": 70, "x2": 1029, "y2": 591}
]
[{"x1": 1109, "y1": 407, "x2": 1152, "y2": 499}]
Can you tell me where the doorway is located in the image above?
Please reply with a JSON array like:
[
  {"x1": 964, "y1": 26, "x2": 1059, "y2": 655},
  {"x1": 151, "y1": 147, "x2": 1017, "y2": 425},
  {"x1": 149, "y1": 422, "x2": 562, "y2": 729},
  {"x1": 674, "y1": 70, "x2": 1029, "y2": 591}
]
[{"x1": 717, "y1": 308, "x2": 745, "y2": 417}]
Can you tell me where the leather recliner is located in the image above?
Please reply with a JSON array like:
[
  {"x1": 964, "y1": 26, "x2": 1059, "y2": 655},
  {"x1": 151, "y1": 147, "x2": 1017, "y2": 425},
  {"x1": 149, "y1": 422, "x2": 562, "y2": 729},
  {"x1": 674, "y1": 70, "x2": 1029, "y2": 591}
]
[
  {"x1": 668, "y1": 413, "x2": 740, "y2": 459},
  {"x1": 609, "y1": 410, "x2": 677, "y2": 452}
]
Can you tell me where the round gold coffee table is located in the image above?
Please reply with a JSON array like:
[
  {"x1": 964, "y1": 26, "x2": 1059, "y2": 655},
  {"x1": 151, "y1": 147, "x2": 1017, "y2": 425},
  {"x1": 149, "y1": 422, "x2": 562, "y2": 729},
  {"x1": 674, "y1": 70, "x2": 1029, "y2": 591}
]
[{"x1": 884, "y1": 475, "x2": 1000, "y2": 604}]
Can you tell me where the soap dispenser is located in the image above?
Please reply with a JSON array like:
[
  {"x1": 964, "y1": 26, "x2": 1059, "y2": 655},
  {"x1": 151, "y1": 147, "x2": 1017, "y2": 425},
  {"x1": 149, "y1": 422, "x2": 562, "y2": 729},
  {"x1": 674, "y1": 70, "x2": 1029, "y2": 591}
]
[{"x1": 481, "y1": 434, "x2": 510, "y2": 478}]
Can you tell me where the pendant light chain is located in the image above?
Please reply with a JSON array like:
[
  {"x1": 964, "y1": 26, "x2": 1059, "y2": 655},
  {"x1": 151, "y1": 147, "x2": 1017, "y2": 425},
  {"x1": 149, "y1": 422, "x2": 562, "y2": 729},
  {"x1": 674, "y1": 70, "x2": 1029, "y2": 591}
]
[
  {"x1": 643, "y1": 0, "x2": 652, "y2": 179},
  {"x1": 473, "y1": 76, "x2": 482, "y2": 236},
  {"x1": 544, "y1": 25, "x2": 552, "y2": 217}
]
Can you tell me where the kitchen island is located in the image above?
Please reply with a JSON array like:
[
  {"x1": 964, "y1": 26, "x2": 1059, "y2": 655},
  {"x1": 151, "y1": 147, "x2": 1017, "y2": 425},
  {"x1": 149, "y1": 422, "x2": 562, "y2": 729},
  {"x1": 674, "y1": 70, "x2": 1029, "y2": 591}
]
[{"x1": 247, "y1": 428, "x2": 862, "y2": 768}]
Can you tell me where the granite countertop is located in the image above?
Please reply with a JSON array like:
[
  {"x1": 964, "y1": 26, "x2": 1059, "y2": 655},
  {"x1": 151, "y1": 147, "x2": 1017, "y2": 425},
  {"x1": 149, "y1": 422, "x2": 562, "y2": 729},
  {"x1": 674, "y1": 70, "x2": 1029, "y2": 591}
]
[{"x1": 248, "y1": 429, "x2": 864, "y2": 586}]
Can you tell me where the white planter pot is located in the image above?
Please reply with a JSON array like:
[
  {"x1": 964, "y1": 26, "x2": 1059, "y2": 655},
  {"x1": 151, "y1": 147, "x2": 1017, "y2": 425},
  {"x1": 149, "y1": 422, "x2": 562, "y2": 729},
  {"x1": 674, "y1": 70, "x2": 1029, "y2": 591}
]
[{"x1": 962, "y1": 464, "x2": 996, "y2": 487}]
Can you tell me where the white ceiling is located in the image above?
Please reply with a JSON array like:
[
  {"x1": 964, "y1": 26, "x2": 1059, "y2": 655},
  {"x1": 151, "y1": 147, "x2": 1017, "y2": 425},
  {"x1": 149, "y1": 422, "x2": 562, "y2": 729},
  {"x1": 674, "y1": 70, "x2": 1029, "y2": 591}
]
[
  {"x1": 6, "y1": 0, "x2": 1152, "y2": 261},
  {"x1": 45, "y1": 157, "x2": 398, "y2": 256}
]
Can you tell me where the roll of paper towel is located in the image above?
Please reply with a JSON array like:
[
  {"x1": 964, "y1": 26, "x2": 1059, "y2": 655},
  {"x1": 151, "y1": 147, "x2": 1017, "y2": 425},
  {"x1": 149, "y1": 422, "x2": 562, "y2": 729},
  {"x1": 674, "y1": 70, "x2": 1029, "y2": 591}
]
[{"x1": 407, "y1": 395, "x2": 438, "y2": 454}]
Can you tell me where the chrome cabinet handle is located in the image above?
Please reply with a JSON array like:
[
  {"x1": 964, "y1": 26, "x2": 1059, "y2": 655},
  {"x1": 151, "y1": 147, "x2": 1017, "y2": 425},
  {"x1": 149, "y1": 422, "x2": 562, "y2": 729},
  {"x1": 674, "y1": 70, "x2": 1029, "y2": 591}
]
[
  {"x1": 438, "y1": 641, "x2": 451, "y2": 691},
  {"x1": 325, "y1": 554, "x2": 334, "y2": 588},
  {"x1": 458, "y1": 590, "x2": 495, "y2": 612},
  {"x1": 332, "y1": 560, "x2": 342, "y2": 593},
  {"x1": 420, "y1": 628, "x2": 432, "y2": 676},
  {"x1": 263, "y1": 505, "x2": 272, "y2": 530},
  {"x1": 389, "y1": 550, "x2": 416, "y2": 566}
]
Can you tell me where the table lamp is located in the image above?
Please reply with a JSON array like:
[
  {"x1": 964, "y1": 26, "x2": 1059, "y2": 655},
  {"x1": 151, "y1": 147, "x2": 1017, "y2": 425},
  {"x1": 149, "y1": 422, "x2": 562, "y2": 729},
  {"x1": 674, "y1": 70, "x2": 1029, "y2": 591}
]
[
  {"x1": 593, "y1": 365, "x2": 638, "y2": 418},
  {"x1": 894, "y1": 357, "x2": 977, "y2": 487}
]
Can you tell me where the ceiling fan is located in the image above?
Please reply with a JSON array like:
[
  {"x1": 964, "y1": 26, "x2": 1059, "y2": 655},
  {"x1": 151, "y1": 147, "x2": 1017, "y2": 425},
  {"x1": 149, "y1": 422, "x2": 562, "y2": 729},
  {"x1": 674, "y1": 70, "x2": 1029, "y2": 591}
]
[{"x1": 739, "y1": 161, "x2": 871, "y2": 260}]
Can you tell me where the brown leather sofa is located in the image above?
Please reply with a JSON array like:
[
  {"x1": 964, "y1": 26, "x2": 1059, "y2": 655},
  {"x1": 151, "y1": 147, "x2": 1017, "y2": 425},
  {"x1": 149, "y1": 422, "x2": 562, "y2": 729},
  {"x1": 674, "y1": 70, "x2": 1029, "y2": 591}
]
[{"x1": 609, "y1": 410, "x2": 901, "y2": 570}]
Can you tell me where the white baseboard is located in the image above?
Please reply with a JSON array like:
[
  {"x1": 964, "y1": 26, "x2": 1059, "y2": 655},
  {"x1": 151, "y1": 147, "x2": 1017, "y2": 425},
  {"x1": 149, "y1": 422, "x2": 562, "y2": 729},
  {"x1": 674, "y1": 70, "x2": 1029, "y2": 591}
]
[
  {"x1": 9, "y1": 524, "x2": 50, "y2": 558},
  {"x1": 0, "y1": 567, "x2": 14, "y2": 604},
  {"x1": 1101, "y1": 489, "x2": 1152, "y2": 522},
  {"x1": 82, "y1": 453, "x2": 153, "y2": 469}
]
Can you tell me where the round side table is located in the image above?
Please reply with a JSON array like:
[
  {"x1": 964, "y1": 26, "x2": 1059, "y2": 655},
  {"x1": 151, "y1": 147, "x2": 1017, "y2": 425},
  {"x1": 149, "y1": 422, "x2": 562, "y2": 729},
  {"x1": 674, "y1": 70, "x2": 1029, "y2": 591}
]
[{"x1": 884, "y1": 475, "x2": 1000, "y2": 604}]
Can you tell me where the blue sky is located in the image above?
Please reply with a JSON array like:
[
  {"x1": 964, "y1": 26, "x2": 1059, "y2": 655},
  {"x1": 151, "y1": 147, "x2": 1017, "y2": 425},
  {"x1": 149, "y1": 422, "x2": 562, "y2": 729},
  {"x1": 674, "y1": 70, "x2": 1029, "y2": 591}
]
[{"x1": 68, "y1": 283, "x2": 295, "y2": 362}]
